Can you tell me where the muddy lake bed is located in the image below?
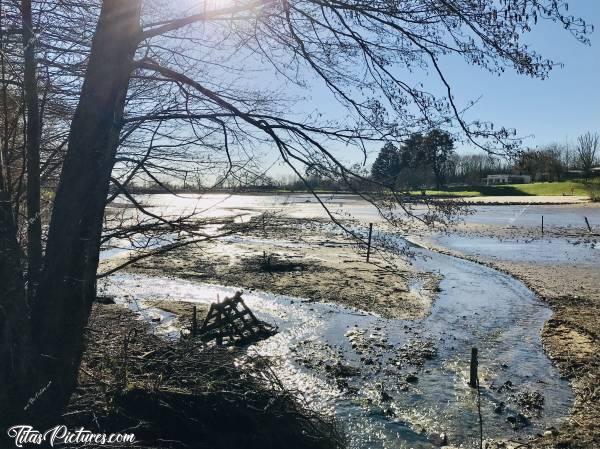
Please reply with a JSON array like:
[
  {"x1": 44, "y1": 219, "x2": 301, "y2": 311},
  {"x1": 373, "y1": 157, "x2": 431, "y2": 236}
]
[{"x1": 100, "y1": 193, "x2": 600, "y2": 448}]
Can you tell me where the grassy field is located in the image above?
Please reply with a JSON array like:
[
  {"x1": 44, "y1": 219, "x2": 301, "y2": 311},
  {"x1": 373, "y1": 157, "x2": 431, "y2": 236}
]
[{"x1": 421, "y1": 180, "x2": 598, "y2": 197}]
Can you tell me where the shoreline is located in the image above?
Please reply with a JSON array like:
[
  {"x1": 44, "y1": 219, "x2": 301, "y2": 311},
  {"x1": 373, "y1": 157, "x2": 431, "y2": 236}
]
[{"x1": 111, "y1": 190, "x2": 593, "y2": 206}]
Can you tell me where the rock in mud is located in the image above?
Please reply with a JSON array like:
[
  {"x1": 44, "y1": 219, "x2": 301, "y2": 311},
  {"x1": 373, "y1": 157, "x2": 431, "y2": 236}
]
[
  {"x1": 506, "y1": 413, "x2": 530, "y2": 429},
  {"x1": 497, "y1": 380, "x2": 514, "y2": 392},
  {"x1": 325, "y1": 361, "x2": 360, "y2": 378},
  {"x1": 380, "y1": 391, "x2": 393, "y2": 402},
  {"x1": 494, "y1": 401, "x2": 505, "y2": 414},
  {"x1": 427, "y1": 432, "x2": 448, "y2": 446},
  {"x1": 374, "y1": 382, "x2": 394, "y2": 403},
  {"x1": 514, "y1": 390, "x2": 544, "y2": 411},
  {"x1": 383, "y1": 407, "x2": 395, "y2": 417},
  {"x1": 405, "y1": 373, "x2": 419, "y2": 383},
  {"x1": 345, "y1": 327, "x2": 390, "y2": 355},
  {"x1": 96, "y1": 295, "x2": 116, "y2": 304}
]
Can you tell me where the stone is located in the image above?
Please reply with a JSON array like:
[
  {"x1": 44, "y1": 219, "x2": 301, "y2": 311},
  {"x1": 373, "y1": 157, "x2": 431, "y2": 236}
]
[
  {"x1": 494, "y1": 402, "x2": 505, "y2": 414},
  {"x1": 96, "y1": 295, "x2": 116, "y2": 304},
  {"x1": 428, "y1": 432, "x2": 448, "y2": 446},
  {"x1": 406, "y1": 374, "x2": 419, "y2": 383}
]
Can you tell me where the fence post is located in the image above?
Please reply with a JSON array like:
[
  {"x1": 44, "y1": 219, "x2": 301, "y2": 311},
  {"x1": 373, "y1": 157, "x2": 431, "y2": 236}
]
[
  {"x1": 585, "y1": 216, "x2": 592, "y2": 232},
  {"x1": 541, "y1": 215, "x2": 544, "y2": 236},
  {"x1": 192, "y1": 305, "x2": 197, "y2": 337},
  {"x1": 216, "y1": 311, "x2": 223, "y2": 346},
  {"x1": 366, "y1": 223, "x2": 373, "y2": 263},
  {"x1": 469, "y1": 347, "x2": 478, "y2": 388}
]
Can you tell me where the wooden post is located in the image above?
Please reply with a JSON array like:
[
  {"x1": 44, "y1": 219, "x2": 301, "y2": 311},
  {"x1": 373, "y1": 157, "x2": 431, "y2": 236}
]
[
  {"x1": 541, "y1": 215, "x2": 544, "y2": 236},
  {"x1": 191, "y1": 305, "x2": 197, "y2": 337},
  {"x1": 584, "y1": 216, "x2": 592, "y2": 232},
  {"x1": 216, "y1": 310, "x2": 223, "y2": 346},
  {"x1": 469, "y1": 347, "x2": 478, "y2": 388},
  {"x1": 366, "y1": 223, "x2": 373, "y2": 263}
]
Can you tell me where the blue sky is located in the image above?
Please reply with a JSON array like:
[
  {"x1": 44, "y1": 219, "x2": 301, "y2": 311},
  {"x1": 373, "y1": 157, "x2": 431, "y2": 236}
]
[
  {"x1": 441, "y1": 2, "x2": 600, "y2": 151},
  {"x1": 264, "y1": 2, "x2": 599, "y2": 177}
]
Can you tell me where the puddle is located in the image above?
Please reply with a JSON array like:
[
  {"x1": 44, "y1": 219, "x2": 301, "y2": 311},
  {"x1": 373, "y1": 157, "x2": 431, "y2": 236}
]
[{"x1": 98, "y1": 238, "x2": 572, "y2": 448}]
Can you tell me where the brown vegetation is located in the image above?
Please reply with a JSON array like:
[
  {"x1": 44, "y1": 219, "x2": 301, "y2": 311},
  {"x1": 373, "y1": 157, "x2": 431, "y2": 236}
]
[{"x1": 65, "y1": 304, "x2": 345, "y2": 449}]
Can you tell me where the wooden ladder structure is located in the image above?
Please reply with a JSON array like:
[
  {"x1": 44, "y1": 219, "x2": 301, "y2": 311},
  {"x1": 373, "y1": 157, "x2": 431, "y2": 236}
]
[{"x1": 198, "y1": 291, "x2": 276, "y2": 346}]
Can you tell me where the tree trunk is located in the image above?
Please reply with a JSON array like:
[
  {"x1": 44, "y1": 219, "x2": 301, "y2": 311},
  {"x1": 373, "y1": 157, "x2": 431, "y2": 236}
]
[
  {"x1": 0, "y1": 3, "x2": 39, "y2": 431},
  {"x1": 21, "y1": 0, "x2": 42, "y2": 300},
  {"x1": 29, "y1": 0, "x2": 142, "y2": 423},
  {"x1": 0, "y1": 191, "x2": 34, "y2": 430}
]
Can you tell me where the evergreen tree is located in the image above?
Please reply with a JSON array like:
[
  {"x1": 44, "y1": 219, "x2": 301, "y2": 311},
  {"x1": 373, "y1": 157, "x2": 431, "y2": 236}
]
[
  {"x1": 402, "y1": 133, "x2": 425, "y2": 167},
  {"x1": 371, "y1": 142, "x2": 400, "y2": 186}
]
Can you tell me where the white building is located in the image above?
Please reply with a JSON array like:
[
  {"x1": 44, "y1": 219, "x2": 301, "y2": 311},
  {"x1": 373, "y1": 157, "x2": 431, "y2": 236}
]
[{"x1": 485, "y1": 174, "x2": 531, "y2": 185}]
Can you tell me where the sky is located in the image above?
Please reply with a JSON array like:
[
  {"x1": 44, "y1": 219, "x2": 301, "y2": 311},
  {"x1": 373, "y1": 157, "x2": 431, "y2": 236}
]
[
  {"x1": 441, "y1": 2, "x2": 600, "y2": 151},
  {"x1": 169, "y1": 1, "x2": 600, "y2": 181},
  {"x1": 264, "y1": 2, "x2": 600, "y2": 178}
]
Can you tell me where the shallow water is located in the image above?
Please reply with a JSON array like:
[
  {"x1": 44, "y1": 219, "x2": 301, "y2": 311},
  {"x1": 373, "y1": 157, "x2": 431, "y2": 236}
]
[
  {"x1": 98, "y1": 236, "x2": 572, "y2": 449},
  {"x1": 456, "y1": 204, "x2": 600, "y2": 228},
  {"x1": 99, "y1": 233, "x2": 179, "y2": 261},
  {"x1": 110, "y1": 193, "x2": 600, "y2": 230},
  {"x1": 425, "y1": 233, "x2": 600, "y2": 265}
]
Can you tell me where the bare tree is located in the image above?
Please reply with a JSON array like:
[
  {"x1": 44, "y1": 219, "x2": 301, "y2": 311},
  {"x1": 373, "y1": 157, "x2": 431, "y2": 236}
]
[
  {"x1": 576, "y1": 131, "x2": 599, "y2": 177},
  {"x1": 0, "y1": 0, "x2": 594, "y2": 429},
  {"x1": 21, "y1": 0, "x2": 42, "y2": 298}
]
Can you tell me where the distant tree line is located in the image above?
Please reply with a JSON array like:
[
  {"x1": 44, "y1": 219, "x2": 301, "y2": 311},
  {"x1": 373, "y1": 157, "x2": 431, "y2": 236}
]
[
  {"x1": 375, "y1": 130, "x2": 598, "y2": 189},
  {"x1": 132, "y1": 130, "x2": 599, "y2": 194},
  {"x1": 129, "y1": 129, "x2": 600, "y2": 194},
  {"x1": 274, "y1": 130, "x2": 599, "y2": 192}
]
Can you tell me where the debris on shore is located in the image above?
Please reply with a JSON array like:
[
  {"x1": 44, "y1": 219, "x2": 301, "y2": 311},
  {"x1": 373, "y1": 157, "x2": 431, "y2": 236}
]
[
  {"x1": 66, "y1": 304, "x2": 344, "y2": 449},
  {"x1": 196, "y1": 291, "x2": 277, "y2": 346}
]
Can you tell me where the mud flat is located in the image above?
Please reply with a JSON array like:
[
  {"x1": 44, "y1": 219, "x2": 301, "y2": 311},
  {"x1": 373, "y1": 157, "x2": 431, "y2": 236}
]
[
  {"x1": 99, "y1": 217, "x2": 574, "y2": 449},
  {"x1": 101, "y1": 218, "x2": 440, "y2": 321}
]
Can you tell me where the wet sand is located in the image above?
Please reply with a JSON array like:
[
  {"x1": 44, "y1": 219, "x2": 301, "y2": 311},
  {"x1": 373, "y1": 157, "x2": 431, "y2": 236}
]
[{"x1": 101, "y1": 218, "x2": 440, "y2": 321}]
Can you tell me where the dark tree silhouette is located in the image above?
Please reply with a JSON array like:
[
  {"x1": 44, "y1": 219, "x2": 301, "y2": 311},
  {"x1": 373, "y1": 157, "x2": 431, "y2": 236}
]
[
  {"x1": 422, "y1": 130, "x2": 455, "y2": 189},
  {"x1": 371, "y1": 142, "x2": 400, "y2": 186}
]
